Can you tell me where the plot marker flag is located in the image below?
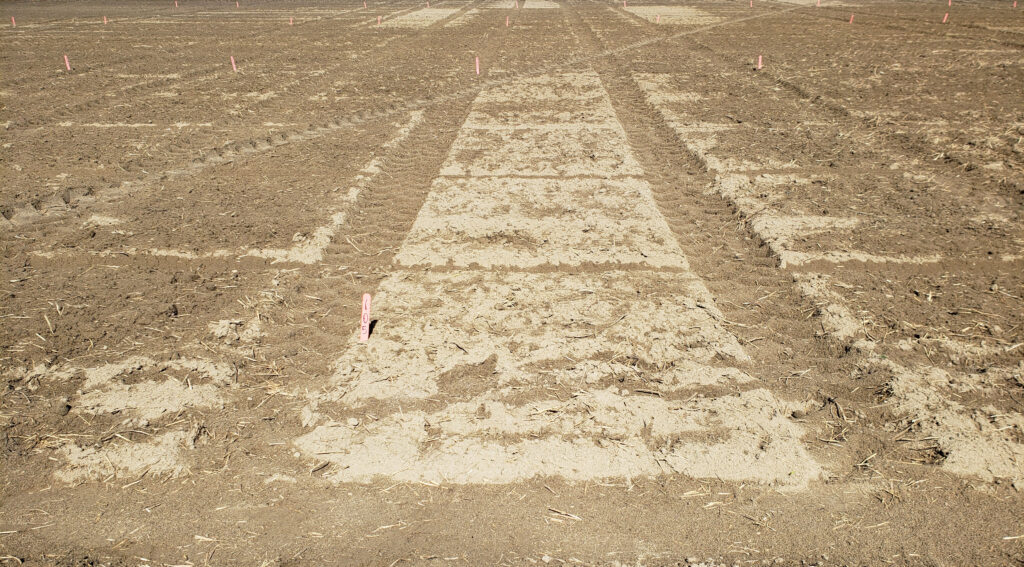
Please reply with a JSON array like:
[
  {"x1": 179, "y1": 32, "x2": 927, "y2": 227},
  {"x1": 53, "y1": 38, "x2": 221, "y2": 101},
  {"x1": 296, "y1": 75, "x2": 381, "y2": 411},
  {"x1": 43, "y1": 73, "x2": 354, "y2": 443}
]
[
  {"x1": 64, "y1": 54, "x2": 71, "y2": 71},
  {"x1": 757, "y1": 54, "x2": 762, "y2": 69},
  {"x1": 10, "y1": 16, "x2": 14, "y2": 27},
  {"x1": 475, "y1": 55, "x2": 480, "y2": 74},
  {"x1": 359, "y1": 294, "x2": 372, "y2": 343},
  {"x1": 942, "y1": 12, "x2": 948, "y2": 22},
  {"x1": 230, "y1": 55, "x2": 237, "y2": 72}
]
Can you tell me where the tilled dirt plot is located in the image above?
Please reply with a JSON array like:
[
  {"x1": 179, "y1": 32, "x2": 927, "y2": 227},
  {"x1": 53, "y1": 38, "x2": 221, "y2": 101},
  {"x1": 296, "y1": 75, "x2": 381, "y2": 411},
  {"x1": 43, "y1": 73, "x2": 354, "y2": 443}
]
[{"x1": 2, "y1": 0, "x2": 1023, "y2": 565}]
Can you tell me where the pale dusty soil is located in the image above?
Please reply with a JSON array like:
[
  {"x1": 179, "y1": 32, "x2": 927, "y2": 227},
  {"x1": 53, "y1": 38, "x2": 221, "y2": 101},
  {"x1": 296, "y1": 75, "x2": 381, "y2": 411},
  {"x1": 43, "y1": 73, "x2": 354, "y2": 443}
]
[{"x1": 2, "y1": 0, "x2": 1023, "y2": 565}]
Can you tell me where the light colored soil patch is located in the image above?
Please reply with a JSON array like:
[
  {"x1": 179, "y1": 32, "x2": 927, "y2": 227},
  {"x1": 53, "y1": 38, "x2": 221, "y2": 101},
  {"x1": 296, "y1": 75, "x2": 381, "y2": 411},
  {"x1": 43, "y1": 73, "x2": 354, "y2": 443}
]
[
  {"x1": 320, "y1": 270, "x2": 748, "y2": 404},
  {"x1": 794, "y1": 273, "x2": 866, "y2": 343},
  {"x1": 295, "y1": 387, "x2": 820, "y2": 488},
  {"x1": 777, "y1": 250, "x2": 943, "y2": 268},
  {"x1": 84, "y1": 215, "x2": 122, "y2": 227},
  {"x1": 878, "y1": 359, "x2": 1024, "y2": 485},
  {"x1": 464, "y1": 106, "x2": 619, "y2": 128},
  {"x1": 68, "y1": 357, "x2": 235, "y2": 422},
  {"x1": 624, "y1": 6, "x2": 719, "y2": 25},
  {"x1": 394, "y1": 176, "x2": 688, "y2": 268},
  {"x1": 380, "y1": 8, "x2": 461, "y2": 27},
  {"x1": 748, "y1": 214, "x2": 861, "y2": 264},
  {"x1": 56, "y1": 431, "x2": 189, "y2": 483},
  {"x1": 444, "y1": 8, "x2": 480, "y2": 26},
  {"x1": 439, "y1": 126, "x2": 643, "y2": 177},
  {"x1": 523, "y1": 0, "x2": 561, "y2": 8},
  {"x1": 476, "y1": 72, "x2": 608, "y2": 103},
  {"x1": 633, "y1": 74, "x2": 702, "y2": 105},
  {"x1": 77, "y1": 380, "x2": 225, "y2": 422},
  {"x1": 442, "y1": 72, "x2": 642, "y2": 176}
]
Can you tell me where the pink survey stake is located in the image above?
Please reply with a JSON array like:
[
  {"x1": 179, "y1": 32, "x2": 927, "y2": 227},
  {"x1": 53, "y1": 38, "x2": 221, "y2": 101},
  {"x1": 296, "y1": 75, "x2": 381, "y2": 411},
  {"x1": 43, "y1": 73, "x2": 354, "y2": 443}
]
[
  {"x1": 10, "y1": 16, "x2": 14, "y2": 27},
  {"x1": 64, "y1": 54, "x2": 70, "y2": 71},
  {"x1": 359, "y1": 294, "x2": 372, "y2": 342},
  {"x1": 942, "y1": 12, "x2": 948, "y2": 22},
  {"x1": 757, "y1": 54, "x2": 762, "y2": 69},
  {"x1": 475, "y1": 56, "x2": 480, "y2": 74},
  {"x1": 230, "y1": 55, "x2": 237, "y2": 72}
]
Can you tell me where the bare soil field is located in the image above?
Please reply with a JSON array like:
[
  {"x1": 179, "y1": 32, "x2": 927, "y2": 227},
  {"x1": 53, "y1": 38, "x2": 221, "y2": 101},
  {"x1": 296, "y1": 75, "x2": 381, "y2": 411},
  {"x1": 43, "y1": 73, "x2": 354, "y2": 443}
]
[{"x1": 2, "y1": 0, "x2": 1023, "y2": 564}]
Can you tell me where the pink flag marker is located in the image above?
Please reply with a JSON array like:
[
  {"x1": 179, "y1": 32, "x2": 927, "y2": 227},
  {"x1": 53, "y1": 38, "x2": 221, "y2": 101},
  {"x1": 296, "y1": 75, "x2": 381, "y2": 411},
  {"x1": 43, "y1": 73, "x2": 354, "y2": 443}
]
[
  {"x1": 942, "y1": 12, "x2": 948, "y2": 22},
  {"x1": 359, "y1": 293, "x2": 372, "y2": 343},
  {"x1": 623, "y1": 0, "x2": 627, "y2": 7},
  {"x1": 948, "y1": 0, "x2": 951, "y2": 6},
  {"x1": 364, "y1": 1, "x2": 367, "y2": 7},
  {"x1": 63, "y1": 54, "x2": 70, "y2": 71},
  {"x1": 174, "y1": 0, "x2": 178, "y2": 7},
  {"x1": 656, "y1": 14, "x2": 660, "y2": 22},
  {"x1": 506, "y1": 15, "x2": 509, "y2": 25},
  {"x1": 10, "y1": 16, "x2": 14, "y2": 27},
  {"x1": 230, "y1": 55, "x2": 237, "y2": 72},
  {"x1": 849, "y1": 13, "x2": 854, "y2": 23},
  {"x1": 475, "y1": 55, "x2": 480, "y2": 74},
  {"x1": 757, "y1": 54, "x2": 762, "y2": 69},
  {"x1": 816, "y1": 0, "x2": 820, "y2": 6},
  {"x1": 103, "y1": 15, "x2": 107, "y2": 24},
  {"x1": 377, "y1": 15, "x2": 381, "y2": 24},
  {"x1": 289, "y1": 16, "x2": 293, "y2": 24},
  {"x1": 515, "y1": 0, "x2": 518, "y2": 7}
]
